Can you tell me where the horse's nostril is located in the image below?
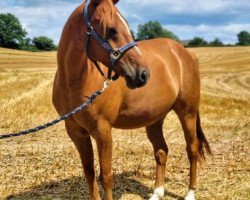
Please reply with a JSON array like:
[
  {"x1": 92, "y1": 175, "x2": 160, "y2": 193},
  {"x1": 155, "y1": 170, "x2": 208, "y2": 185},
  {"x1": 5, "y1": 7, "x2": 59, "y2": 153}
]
[
  {"x1": 125, "y1": 70, "x2": 149, "y2": 89},
  {"x1": 140, "y1": 70, "x2": 148, "y2": 84}
]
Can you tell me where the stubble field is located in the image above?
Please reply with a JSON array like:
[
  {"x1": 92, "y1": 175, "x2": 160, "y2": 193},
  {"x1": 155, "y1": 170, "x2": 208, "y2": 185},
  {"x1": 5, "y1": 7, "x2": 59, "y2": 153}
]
[{"x1": 0, "y1": 46, "x2": 249, "y2": 200}]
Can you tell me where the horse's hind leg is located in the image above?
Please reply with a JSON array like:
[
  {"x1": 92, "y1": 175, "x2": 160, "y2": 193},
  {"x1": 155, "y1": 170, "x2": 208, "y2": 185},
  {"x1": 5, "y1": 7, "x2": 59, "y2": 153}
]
[
  {"x1": 175, "y1": 110, "x2": 199, "y2": 200},
  {"x1": 146, "y1": 118, "x2": 168, "y2": 200},
  {"x1": 65, "y1": 121, "x2": 101, "y2": 200}
]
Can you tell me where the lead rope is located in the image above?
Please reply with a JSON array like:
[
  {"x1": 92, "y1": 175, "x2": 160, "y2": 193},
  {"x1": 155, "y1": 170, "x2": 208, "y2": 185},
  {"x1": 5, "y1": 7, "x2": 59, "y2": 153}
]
[{"x1": 0, "y1": 80, "x2": 111, "y2": 140}]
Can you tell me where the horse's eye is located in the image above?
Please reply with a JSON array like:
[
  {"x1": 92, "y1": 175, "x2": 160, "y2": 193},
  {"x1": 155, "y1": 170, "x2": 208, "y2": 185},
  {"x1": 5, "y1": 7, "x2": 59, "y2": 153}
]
[{"x1": 106, "y1": 28, "x2": 117, "y2": 39}]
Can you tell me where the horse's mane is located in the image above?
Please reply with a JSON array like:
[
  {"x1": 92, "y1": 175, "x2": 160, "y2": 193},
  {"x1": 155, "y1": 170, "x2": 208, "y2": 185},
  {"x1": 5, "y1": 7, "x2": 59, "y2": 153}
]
[{"x1": 96, "y1": 0, "x2": 115, "y2": 37}]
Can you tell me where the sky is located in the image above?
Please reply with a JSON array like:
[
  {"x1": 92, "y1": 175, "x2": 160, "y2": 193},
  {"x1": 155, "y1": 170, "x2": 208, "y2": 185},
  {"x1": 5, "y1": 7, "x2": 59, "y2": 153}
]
[{"x1": 0, "y1": 0, "x2": 249, "y2": 44}]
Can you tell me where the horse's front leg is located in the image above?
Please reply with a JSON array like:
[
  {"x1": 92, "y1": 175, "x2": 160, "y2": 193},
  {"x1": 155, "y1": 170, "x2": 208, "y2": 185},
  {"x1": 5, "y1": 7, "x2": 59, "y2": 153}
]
[
  {"x1": 92, "y1": 120, "x2": 113, "y2": 200},
  {"x1": 65, "y1": 121, "x2": 101, "y2": 200}
]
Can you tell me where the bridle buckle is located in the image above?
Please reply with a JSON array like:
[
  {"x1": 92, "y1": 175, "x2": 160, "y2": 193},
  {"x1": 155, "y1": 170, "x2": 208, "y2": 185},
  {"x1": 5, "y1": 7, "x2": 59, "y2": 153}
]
[
  {"x1": 87, "y1": 25, "x2": 94, "y2": 34},
  {"x1": 110, "y1": 50, "x2": 121, "y2": 60}
]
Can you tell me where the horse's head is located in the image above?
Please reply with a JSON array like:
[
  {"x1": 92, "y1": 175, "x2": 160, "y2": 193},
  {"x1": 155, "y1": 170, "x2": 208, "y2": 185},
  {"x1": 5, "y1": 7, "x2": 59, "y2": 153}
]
[{"x1": 85, "y1": 0, "x2": 150, "y2": 89}]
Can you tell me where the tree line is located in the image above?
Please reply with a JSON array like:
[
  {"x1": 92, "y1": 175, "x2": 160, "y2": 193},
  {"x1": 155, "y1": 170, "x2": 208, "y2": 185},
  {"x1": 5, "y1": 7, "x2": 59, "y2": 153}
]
[
  {"x1": 186, "y1": 32, "x2": 250, "y2": 47},
  {"x1": 135, "y1": 21, "x2": 250, "y2": 47},
  {"x1": 0, "y1": 13, "x2": 57, "y2": 51},
  {"x1": 0, "y1": 13, "x2": 250, "y2": 52}
]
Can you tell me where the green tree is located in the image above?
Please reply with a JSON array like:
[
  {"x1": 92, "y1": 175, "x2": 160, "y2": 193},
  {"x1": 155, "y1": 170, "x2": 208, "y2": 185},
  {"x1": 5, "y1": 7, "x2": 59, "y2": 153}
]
[
  {"x1": 130, "y1": 29, "x2": 136, "y2": 40},
  {"x1": 188, "y1": 37, "x2": 208, "y2": 46},
  {"x1": 19, "y1": 37, "x2": 39, "y2": 51},
  {"x1": 136, "y1": 21, "x2": 179, "y2": 41},
  {"x1": 0, "y1": 13, "x2": 27, "y2": 48},
  {"x1": 210, "y1": 38, "x2": 224, "y2": 46},
  {"x1": 237, "y1": 31, "x2": 250, "y2": 46},
  {"x1": 32, "y1": 36, "x2": 56, "y2": 51}
]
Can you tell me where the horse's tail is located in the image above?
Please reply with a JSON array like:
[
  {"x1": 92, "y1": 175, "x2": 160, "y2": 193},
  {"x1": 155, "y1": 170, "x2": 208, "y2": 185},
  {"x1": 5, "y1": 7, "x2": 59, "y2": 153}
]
[{"x1": 197, "y1": 112, "x2": 212, "y2": 159}]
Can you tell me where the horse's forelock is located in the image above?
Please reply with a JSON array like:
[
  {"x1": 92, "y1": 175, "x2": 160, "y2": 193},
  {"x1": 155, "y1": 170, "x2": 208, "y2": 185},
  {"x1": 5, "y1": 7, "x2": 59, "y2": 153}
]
[{"x1": 95, "y1": 0, "x2": 116, "y2": 37}]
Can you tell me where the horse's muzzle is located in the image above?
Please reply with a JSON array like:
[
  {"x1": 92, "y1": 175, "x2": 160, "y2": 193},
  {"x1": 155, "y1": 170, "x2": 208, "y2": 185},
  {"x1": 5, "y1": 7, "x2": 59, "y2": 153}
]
[{"x1": 125, "y1": 69, "x2": 150, "y2": 89}]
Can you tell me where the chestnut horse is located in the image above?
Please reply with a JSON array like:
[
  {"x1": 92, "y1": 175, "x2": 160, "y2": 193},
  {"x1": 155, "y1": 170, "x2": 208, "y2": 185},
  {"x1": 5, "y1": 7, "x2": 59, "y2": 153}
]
[{"x1": 53, "y1": 0, "x2": 212, "y2": 199}]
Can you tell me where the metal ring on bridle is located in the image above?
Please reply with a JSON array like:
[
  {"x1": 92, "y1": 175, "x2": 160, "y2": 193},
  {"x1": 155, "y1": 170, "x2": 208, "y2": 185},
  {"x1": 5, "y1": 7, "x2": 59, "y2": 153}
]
[
  {"x1": 110, "y1": 50, "x2": 121, "y2": 60},
  {"x1": 87, "y1": 25, "x2": 94, "y2": 34}
]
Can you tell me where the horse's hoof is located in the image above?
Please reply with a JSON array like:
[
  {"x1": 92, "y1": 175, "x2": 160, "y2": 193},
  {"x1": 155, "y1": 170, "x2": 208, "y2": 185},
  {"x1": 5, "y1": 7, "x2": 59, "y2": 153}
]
[
  {"x1": 149, "y1": 194, "x2": 160, "y2": 200},
  {"x1": 184, "y1": 190, "x2": 195, "y2": 200},
  {"x1": 149, "y1": 186, "x2": 164, "y2": 200}
]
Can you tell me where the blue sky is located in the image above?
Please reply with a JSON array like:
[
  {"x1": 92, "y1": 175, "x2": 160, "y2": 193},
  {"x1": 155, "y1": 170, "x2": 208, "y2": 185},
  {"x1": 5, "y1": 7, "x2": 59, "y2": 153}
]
[{"x1": 0, "y1": 0, "x2": 249, "y2": 44}]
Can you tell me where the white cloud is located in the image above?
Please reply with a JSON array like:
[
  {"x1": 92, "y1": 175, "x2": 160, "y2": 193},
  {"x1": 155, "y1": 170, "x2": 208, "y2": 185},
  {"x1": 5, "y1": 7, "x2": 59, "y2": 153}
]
[
  {"x1": 164, "y1": 23, "x2": 250, "y2": 44},
  {"x1": 117, "y1": 0, "x2": 250, "y2": 44},
  {"x1": 119, "y1": 0, "x2": 250, "y2": 15},
  {"x1": 0, "y1": 1, "x2": 80, "y2": 44},
  {"x1": 0, "y1": 0, "x2": 249, "y2": 44}
]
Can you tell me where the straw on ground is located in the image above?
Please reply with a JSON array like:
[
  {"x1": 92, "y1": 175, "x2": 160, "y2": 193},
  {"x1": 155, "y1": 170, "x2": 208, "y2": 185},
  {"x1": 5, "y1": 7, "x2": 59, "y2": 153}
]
[{"x1": 0, "y1": 47, "x2": 249, "y2": 200}]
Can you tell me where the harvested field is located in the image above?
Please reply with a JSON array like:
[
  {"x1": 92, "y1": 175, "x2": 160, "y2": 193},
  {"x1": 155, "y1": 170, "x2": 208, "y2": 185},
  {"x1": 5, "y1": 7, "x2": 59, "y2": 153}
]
[{"x1": 0, "y1": 47, "x2": 249, "y2": 200}]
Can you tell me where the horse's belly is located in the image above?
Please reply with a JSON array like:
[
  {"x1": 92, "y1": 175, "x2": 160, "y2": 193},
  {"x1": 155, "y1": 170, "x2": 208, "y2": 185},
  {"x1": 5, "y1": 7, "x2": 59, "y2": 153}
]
[
  {"x1": 113, "y1": 99, "x2": 174, "y2": 129},
  {"x1": 113, "y1": 115, "x2": 166, "y2": 129}
]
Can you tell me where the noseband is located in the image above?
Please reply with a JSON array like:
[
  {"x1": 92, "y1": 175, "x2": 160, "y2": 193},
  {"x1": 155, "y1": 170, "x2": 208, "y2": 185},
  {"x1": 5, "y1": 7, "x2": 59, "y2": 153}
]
[{"x1": 84, "y1": 0, "x2": 137, "y2": 80}]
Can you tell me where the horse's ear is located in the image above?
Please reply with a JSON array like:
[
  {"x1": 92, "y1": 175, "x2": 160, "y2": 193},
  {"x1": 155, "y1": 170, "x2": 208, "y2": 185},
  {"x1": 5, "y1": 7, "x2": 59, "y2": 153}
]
[
  {"x1": 112, "y1": 0, "x2": 119, "y2": 4},
  {"x1": 90, "y1": 0, "x2": 118, "y2": 6},
  {"x1": 90, "y1": 0, "x2": 119, "y2": 5},
  {"x1": 90, "y1": 0, "x2": 103, "y2": 6}
]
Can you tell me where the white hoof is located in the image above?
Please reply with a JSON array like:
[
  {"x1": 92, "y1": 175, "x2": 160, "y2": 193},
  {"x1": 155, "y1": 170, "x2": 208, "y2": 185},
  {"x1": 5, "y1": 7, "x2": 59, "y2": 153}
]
[
  {"x1": 149, "y1": 186, "x2": 164, "y2": 200},
  {"x1": 149, "y1": 193, "x2": 160, "y2": 200},
  {"x1": 185, "y1": 190, "x2": 195, "y2": 200}
]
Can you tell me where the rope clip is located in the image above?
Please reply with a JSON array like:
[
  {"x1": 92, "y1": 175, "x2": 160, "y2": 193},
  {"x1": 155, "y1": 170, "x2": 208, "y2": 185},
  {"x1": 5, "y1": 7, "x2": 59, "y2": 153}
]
[{"x1": 101, "y1": 79, "x2": 112, "y2": 92}]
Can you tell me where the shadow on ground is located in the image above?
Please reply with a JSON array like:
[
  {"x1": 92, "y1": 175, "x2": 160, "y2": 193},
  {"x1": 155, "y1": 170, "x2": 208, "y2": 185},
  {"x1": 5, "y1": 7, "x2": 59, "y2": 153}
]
[{"x1": 6, "y1": 171, "x2": 183, "y2": 200}]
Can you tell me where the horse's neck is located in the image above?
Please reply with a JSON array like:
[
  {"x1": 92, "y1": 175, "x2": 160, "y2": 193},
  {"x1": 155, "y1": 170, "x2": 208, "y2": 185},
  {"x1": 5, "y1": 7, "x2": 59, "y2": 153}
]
[
  {"x1": 57, "y1": 32, "x2": 89, "y2": 86},
  {"x1": 63, "y1": 54, "x2": 97, "y2": 87},
  {"x1": 57, "y1": 5, "x2": 106, "y2": 92}
]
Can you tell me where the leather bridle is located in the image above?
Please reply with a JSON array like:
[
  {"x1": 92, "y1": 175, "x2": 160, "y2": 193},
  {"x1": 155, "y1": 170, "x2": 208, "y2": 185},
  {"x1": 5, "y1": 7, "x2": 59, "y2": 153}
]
[{"x1": 84, "y1": 0, "x2": 138, "y2": 80}]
